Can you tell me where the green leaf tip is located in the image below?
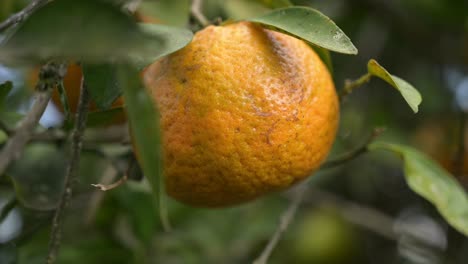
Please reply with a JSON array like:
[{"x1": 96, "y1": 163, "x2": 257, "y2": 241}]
[
  {"x1": 370, "y1": 142, "x2": 468, "y2": 236},
  {"x1": 367, "y1": 59, "x2": 422, "y2": 113},
  {"x1": 247, "y1": 6, "x2": 358, "y2": 55}
]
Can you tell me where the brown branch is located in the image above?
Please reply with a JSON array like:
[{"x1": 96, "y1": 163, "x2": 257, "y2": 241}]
[
  {"x1": 321, "y1": 127, "x2": 385, "y2": 169},
  {"x1": 191, "y1": 0, "x2": 209, "y2": 27},
  {"x1": 253, "y1": 183, "x2": 308, "y2": 264},
  {"x1": 0, "y1": 0, "x2": 52, "y2": 32},
  {"x1": 0, "y1": 62, "x2": 67, "y2": 176},
  {"x1": 46, "y1": 79, "x2": 90, "y2": 264}
]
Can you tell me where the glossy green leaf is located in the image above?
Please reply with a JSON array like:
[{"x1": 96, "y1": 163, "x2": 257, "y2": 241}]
[
  {"x1": 0, "y1": 0, "x2": 193, "y2": 66},
  {"x1": 82, "y1": 64, "x2": 121, "y2": 110},
  {"x1": 369, "y1": 142, "x2": 468, "y2": 236},
  {"x1": 138, "y1": 0, "x2": 190, "y2": 27},
  {"x1": 367, "y1": 59, "x2": 422, "y2": 113},
  {"x1": 118, "y1": 64, "x2": 170, "y2": 231},
  {"x1": 132, "y1": 23, "x2": 193, "y2": 68},
  {"x1": 248, "y1": 7, "x2": 358, "y2": 54}
]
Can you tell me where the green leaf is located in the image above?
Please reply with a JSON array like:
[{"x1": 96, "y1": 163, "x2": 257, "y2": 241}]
[
  {"x1": 248, "y1": 7, "x2": 358, "y2": 54},
  {"x1": 82, "y1": 64, "x2": 121, "y2": 110},
  {"x1": 138, "y1": 0, "x2": 190, "y2": 27},
  {"x1": 117, "y1": 64, "x2": 170, "y2": 231},
  {"x1": 0, "y1": 81, "x2": 13, "y2": 104},
  {"x1": 133, "y1": 23, "x2": 193, "y2": 68},
  {"x1": 0, "y1": 0, "x2": 193, "y2": 66},
  {"x1": 369, "y1": 142, "x2": 468, "y2": 236},
  {"x1": 367, "y1": 59, "x2": 422, "y2": 113},
  {"x1": 255, "y1": 0, "x2": 293, "y2": 9}
]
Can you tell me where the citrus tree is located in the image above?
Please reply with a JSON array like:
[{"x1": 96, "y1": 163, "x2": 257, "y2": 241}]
[{"x1": 0, "y1": 0, "x2": 466, "y2": 263}]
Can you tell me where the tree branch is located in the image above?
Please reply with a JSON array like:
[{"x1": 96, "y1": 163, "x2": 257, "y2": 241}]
[
  {"x1": 191, "y1": 0, "x2": 209, "y2": 27},
  {"x1": 253, "y1": 183, "x2": 308, "y2": 264},
  {"x1": 0, "y1": 62, "x2": 67, "y2": 177},
  {"x1": 0, "y1": 0, "x2": 51, "y2": 32},
  {"x1": 46, "y1": 79, "x2": 90, "y2": 264}
]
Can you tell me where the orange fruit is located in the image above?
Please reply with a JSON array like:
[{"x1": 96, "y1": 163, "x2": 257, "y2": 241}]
[{"x1": 142, "y1": 21, "x2": 339, "y2": 207}]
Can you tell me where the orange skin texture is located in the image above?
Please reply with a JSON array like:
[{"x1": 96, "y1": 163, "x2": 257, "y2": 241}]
[
  {"x1": 143, "y1": 22, "x2": 339, "y2": 207},
  {"x1": 29, "y1": 63, "x2": 126, "y2": 124}
]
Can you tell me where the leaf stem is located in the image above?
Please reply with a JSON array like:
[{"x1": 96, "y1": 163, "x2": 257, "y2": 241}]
[
  {"x1": 321, "y1": 127, "x2": 385, "y2": 169},
  {"x1": 340, "y1": 72, "x2": 372, "y2": 100}
]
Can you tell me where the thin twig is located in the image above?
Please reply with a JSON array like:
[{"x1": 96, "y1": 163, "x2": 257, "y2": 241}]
[
  {"x1": 85, "y1": 165, "x2": 119, "y2": 225},
  {"x1": 253, "y1": 183, "x2": 308, "y2": 264},
  {"x1": 0, "y1": 62, "x2": 66, "y2": 176},
  {"x1": 92, "y1": 174, "x2": 128, "y2": 191},
  {"x1": 321, "y1": 127, "x2": 385, "y2": 169},
  {"x1": 191, "y1": 0, "x2": 210, "y2": 27},
  {"x1": 340, "y1": 73, "x2": 372, "y2": 100},
  {"x1": 0, "y1": 0, "x2": 51, "y2": 32},
  {"x1": 46, "y1": 79, "x2": 91, "y2": 264},
  {"x1": 0, "y1": 91, "x2": 51, "y2": 174}
]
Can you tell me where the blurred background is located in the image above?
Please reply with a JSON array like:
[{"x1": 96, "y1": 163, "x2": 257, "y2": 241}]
[{"x1": 0, "y1": 0, "x2": 467, "y2": 263}]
